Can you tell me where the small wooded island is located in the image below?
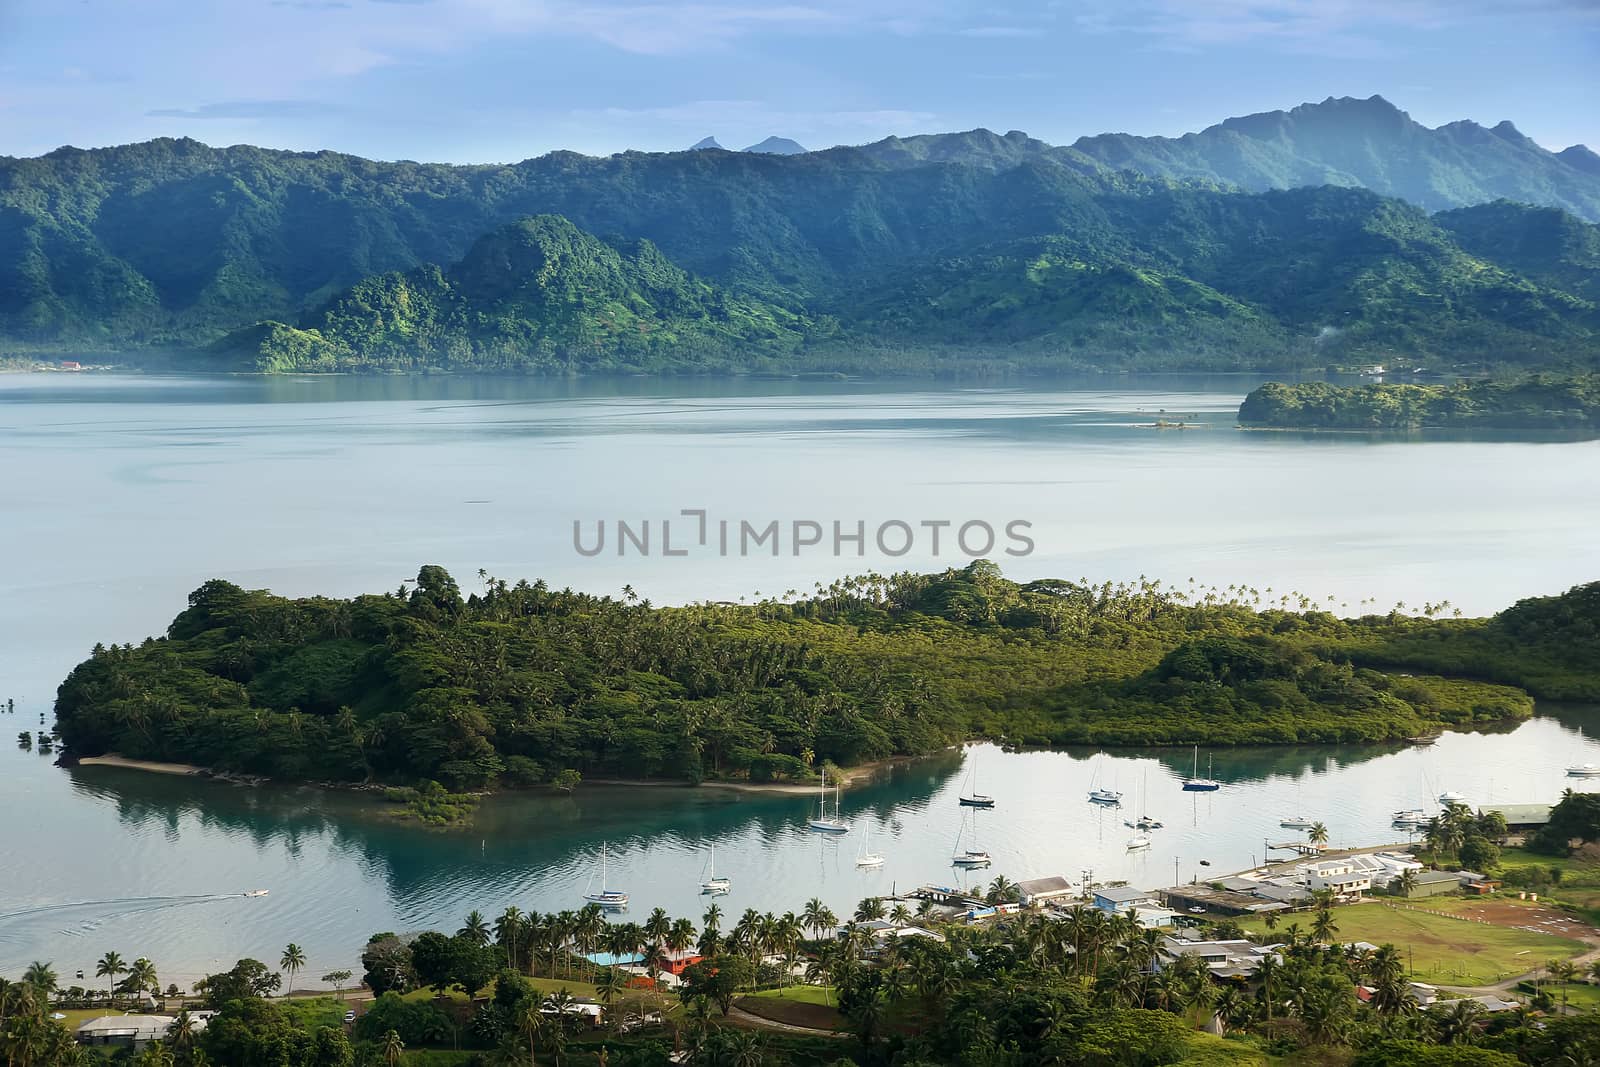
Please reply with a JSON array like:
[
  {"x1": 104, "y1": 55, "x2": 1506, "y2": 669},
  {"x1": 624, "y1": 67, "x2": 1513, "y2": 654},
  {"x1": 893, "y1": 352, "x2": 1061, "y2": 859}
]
[
  {"x1": 54, "y1": 564, "x2": 1600, "y2": 792},
  {"x1": 1238, "y1": 373, "x2": 1600, "y2": 432}
]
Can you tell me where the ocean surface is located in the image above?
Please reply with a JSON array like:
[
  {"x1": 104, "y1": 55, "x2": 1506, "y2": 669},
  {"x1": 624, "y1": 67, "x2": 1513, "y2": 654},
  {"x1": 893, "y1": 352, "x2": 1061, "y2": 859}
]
[{"x1": 2, "y1": 371, "x2": 1597, "y2": 985}]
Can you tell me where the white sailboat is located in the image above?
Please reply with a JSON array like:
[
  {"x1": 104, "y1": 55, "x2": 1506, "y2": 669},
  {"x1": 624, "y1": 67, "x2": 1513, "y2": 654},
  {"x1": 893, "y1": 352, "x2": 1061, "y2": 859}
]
[
  {"x1": 807, "y1": 769, "x2": 850, "y2": 834},
  {"x1": 855, "y1": 822, "x2": 885, "y2": 868},
  {"x1": 699, "y1": 844, "x2": 731, "y2": 894},
  {"x1": 951, "y1": 809, "x2": 991, "y2": 868},
  {"x1": 1280, "y1": 782, "x2": 1314, "y2": 828},
  {"x1": 1087, "y1": 755, "x2": 1123, "y2": 805},
  {"x1": 582, "y1": 842, "x2": 629, "y2": 909},
  {"x1": 1126, "y1": 769, "x2": 1152, "y2": 849}
]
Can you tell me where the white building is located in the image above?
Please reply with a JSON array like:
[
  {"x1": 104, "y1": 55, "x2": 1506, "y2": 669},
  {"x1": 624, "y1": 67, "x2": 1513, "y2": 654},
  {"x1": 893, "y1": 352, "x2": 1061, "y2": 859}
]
[{"x1": 1306, "y1": 860, "x2": 1371, "y2": 897}]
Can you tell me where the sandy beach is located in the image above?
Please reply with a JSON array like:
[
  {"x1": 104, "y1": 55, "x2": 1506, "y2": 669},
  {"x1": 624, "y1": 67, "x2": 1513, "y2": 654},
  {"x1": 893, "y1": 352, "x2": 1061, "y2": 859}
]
[{"x1": 74, "y1": 754, "x2": 210, "y2": 776}]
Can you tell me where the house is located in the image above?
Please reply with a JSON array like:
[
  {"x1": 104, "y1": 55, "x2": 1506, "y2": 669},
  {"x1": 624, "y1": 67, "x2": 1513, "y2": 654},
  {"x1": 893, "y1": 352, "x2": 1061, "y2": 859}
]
[
  {"x1": 1403, "y1": 870, "x2": 1468, "y2": 898},
  {"x1": 1252, "y1": 884, "x2": 1313, "y2": 906},
  {"x1": 1093, "y1": 886, "x2": 1159, "y2": 915},
  {"x1": 544, "y1": 1004, "x2": 604, "y2": 1030},
  {"x1": 1017, "y1": 876, "x2": 1075, "y2": 906},
  {"x1": 1306, "y1": 861, "x2": 1371, "y2": 897},
  {"x1": 75, "y1": 1016, "x2": 178, "y2": 1051},
  {"x1": 1480, "y1": 804, "x2": 1552, "y2": 831},
  {"x1": 1159, "y1": 937, "x2": 1280, "y2": 979}
]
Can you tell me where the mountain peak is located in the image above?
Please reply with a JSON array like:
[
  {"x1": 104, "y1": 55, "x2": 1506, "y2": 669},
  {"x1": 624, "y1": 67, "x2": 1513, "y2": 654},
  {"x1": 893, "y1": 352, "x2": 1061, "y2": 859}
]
[
  {"x1": 743, "y1": 136, "x2": 807, "y2": 155},
  {"x1": 688, "y1": 136, "x2": 724, "y2": 151},
  {"x1": 1558, "y1": 144, "x2": 1600, "y2": 176}
]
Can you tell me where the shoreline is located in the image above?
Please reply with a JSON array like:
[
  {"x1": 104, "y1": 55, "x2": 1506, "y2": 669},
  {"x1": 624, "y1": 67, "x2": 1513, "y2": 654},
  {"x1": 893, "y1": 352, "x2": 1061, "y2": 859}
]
[
  {"x1": 73, "y1": 754, "x2": 211, "y2": 776},
  {"x1": 67, "y1": 749, "x2": 946, "y2": 796}
]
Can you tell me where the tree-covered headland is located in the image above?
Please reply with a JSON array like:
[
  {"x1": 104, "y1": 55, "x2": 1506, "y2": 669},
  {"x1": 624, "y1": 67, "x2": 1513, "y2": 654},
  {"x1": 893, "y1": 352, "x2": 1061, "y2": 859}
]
[
  {"x1": 1239, "y1": 373, "x2": 1600, "y2": 432},
  {"x1": 52, "y1": 564, "x2": 1600, "y2": 791}
]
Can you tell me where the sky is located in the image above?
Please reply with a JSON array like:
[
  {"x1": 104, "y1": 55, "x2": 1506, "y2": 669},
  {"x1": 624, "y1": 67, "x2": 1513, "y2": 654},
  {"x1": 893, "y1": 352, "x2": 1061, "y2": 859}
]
[{"x1": 0, "y1": 0, "x2": 1596, "y2": 163}]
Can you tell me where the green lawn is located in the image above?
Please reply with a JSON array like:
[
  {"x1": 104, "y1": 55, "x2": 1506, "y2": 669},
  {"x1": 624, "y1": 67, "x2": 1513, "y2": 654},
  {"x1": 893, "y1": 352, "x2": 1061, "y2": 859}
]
[
  {"x1": 752, "y1": 985, "x2": 835, "y2": 1005},
  {"x1": 1237, "y1": 902, "x2": 1586, "y2": 985},
  {"x1": 1540, "y1": 982, "x2": 1600, "y2": 1011},
  {"x1": 399, "y1": 976, "x2": 600, "y2": 1005}
]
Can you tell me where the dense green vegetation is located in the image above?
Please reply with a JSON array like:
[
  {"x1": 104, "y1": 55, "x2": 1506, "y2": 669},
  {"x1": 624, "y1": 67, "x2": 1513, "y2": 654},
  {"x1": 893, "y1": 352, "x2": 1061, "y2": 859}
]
[
  {"x1": 53, "y1": 562, "x2": 1600, "y2": 789},
  {"x1": 1237, "y1": 374, "x2": 1600, "y2": 432},
  {"x1": 5, "y1": 105, "x2": 1600, "y2": 372},
  {"x1": 210, "y1": 217, "x2": 812, "y2": 373},
  {"x1": 14, "y1": 875, "x2": 1600, "y2": 1066}
]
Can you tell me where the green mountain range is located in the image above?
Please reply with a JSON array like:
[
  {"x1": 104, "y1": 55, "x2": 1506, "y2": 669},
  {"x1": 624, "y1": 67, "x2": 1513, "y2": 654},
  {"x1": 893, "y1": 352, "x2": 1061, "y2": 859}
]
[{"x1": 4, "y1": 95, "x2": 1599, "y2": 373}]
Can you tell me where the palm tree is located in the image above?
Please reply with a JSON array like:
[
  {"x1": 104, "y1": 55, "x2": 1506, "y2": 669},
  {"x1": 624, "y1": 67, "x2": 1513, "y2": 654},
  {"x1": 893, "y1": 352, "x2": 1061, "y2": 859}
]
[
  {"x1": 280, "y1": 944, "x2": 306, "y2": 998},
  {"x1": 460, "y1": 910, "x2": 491, "y2": 947},
  {"x1": 96, "y1": 951, "x2": 127, "y2": 1007},
  {"x1": 168, "y1": 1009, "x2": 198, "y2": 1052},
  {"x1": 126, "y1": 957, "x2": 159, "y2": 1004},
  {"x1": 21, "y1": 961, "x2": 56, "y2": 1001},
  {"x1": 382, "y1": 1028, "x2": 406, "y2": 1067},
  {"x1": 726, "y1": 1029, "x2": 766, "y2": 1067},
  {"x1": 1435, "y1": 998, "x2": 1484, "y2": 1045},
  {"x1": 1311, "y1": 907, "x2": 1338, "y2": 945},
  {"x1": 800, "y1": 898, "x2": 835, "y2": 941},
  {"x1": 496, "y1": 907, "x2": 526, "y2": 971},
  {"x1": 1308, "y1": 822, "x2": 1329, "y2": 848},
  {"x1": 644, "y1": 908, "x2": 671, "y2": 946},
  {"x1": 889, "y1": 903, "x2": 911, "y2": 927},
  {"x1": 1394, "y1": 868, "x2": 1419, "y2": 898}
]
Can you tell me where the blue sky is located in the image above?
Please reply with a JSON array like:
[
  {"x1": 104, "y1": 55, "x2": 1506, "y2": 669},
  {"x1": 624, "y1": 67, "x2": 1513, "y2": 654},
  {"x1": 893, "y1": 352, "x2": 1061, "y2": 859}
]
[{"x1": 0, "y1": 0, "x2": 1595, "y2": 162}]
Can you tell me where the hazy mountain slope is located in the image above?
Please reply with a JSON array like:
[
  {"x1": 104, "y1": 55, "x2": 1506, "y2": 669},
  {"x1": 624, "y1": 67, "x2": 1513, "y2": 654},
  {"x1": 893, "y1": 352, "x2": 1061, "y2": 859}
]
[{"x1": 1072, "y1": 96, "x2": 1600, "y2": 221}]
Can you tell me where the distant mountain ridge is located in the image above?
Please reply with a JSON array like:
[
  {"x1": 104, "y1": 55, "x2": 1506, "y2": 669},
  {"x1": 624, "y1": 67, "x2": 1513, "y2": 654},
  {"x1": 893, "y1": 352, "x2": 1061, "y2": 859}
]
[
  {"x1": 1067, "y1": 95, "x2": 1600, "y2": 221},
  {"x1": 2, "y1": 94, "x2": 1598, "y2": 371}
]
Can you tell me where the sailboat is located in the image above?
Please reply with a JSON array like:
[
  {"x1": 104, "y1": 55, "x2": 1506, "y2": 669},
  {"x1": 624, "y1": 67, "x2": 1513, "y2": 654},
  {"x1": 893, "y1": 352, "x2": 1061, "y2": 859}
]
[
  {"x1": 1126, "y1": 770, "x2": 1153, "y2": 849},
  {"x1": 699, "y1": 844, "x2": 731, "y2": 894},
  {"x1": 807, "y1": 769, "x2": 850, "y2": 834},
  {"x1": 1181, "y1": 745, "x2": 1221, "y2": 792},
  {"x1": 1087, "y1": 755, "x2": 1123, "y2": 805},
  {"x1": 582, "y1": 842, "x2": 629, "y2": 909},
  {"x1": 855, "y1": 822, "x2": 885, "y2": 868},
  {"x1": 951, "y1": 810, "x2": 991, "y2": 868},
  {"x1": 1280, "y1": 782, "x2": 1313, "y2": 828},
  {"x1": 1123, "y1": 769, "x2": 1162, "y2": 829},
  {"x1": 959, "y1": 755, "x2": 995, "y2": 808}
]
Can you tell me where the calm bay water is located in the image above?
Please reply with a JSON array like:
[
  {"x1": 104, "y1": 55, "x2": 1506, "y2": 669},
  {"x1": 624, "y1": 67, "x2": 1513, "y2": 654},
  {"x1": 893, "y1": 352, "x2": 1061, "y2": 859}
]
[{"x1": 2, "y1": 371, "x2": 1599, "y2": 984}]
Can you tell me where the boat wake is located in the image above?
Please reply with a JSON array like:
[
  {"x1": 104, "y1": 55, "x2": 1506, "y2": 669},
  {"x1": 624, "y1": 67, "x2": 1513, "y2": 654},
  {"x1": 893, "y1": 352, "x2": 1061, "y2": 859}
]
[{"x1": 0, "y1": 893, "x2": 242, "y2": 925}]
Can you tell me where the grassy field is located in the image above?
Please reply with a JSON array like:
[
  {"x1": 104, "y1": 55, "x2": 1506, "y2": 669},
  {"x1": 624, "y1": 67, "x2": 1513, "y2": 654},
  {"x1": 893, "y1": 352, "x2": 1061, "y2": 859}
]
[
  {"x1": 1237, "y1": 901, "x2": 1587, "y2": 984},
  {"x1": 1175, "y1": 1033, "x2": 1271, "y2": 1066},
  {"x1": 736, "y1": 989, "x2": 846, "y2": 1031},
  {"x1": 752, "y1": 985, "x2": 835, "y2": 1005},
  {"x1": 280, "y1": 996, "x2": 345, "y2": 1031},
  {"x1": 399, "y1": 976, "x2": 601, "y2": 1004},
  {"x1": 1499, "y1": 845, "x2": 1600, "y2": 918}
]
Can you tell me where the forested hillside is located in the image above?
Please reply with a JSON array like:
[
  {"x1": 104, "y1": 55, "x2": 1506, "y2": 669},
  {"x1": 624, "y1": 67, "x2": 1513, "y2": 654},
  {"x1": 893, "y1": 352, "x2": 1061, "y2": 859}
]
[
  {"x1": 5, "y1": 94, "x2": 1600, "y2": 372},
  {"x1": 55, "y1": 563, "x2": 1599, "y2": 788}
]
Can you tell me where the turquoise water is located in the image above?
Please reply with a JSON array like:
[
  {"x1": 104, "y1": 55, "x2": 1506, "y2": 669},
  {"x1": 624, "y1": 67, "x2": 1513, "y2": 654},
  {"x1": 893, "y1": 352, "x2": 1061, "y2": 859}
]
[{"x1": 1, "y1": 371, "x2": 1597, "y2": 986}]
